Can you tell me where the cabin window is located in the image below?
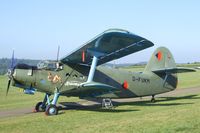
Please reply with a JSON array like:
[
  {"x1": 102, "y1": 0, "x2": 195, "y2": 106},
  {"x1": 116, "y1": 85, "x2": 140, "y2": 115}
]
[
  {"x1": 37, "y1": 61, "x2": 63, "y2": 71},
  {"x1": 66, "y1": 73, "x2": 70, "y2": 77},
  {"x1": 80, "y1": 75, "x2": 85, "y2": 80},
  {"x1": 73, "y1": 74, "x2": 78, "y2": 79}
]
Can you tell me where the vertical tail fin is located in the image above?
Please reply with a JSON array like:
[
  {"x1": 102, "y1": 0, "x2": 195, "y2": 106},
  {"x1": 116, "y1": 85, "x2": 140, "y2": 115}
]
[
  {"x1": 144, "y1": 47, "x2": 176, "y2": 72},
  {"x1": 144, "y1": 47, "x2": 195, "y2": 90}
]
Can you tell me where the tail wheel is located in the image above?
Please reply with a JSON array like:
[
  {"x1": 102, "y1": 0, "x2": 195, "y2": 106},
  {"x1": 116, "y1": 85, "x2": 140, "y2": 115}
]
[
  {"x1": 151, "y1": 95, "x2": 156, "y2": 103},
  {"x1": 35, "y1": 102, "x2": 46, "y2": 112},
  {"x1": 45, "y1": 104, "x2": 58, "y2": 116}
]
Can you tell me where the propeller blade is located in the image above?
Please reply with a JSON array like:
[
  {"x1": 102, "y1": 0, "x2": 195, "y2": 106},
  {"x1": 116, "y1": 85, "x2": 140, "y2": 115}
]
[{"x1": 6, "y1": 79, "x2": 11, "y2": 96}]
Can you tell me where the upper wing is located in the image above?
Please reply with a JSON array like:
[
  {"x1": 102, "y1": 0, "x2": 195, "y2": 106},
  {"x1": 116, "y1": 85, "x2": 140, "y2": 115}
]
[{"x1": 61, "y1": 29, "x2": 154, "y2": 66}]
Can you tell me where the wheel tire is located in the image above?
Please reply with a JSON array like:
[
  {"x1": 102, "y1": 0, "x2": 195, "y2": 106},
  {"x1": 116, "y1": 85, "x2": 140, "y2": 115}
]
[
  {"x1": 35, "y1": 102, "x2": 46, "y2": 112},
  {"x1": 45, "y1": 104, "x2": 58, "y2": 116}
]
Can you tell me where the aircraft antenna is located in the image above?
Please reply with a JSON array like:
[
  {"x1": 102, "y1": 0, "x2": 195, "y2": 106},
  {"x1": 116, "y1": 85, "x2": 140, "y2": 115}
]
[{"x1": 56, "y1": 45, "x2": 60, "y2": 62}]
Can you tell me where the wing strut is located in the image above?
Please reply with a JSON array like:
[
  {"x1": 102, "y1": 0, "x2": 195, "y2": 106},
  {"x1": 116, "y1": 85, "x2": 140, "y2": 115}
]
[
  {"x1": 87, "y1": 55, "x2": 98, "y2": 82},
  {"x1": 87, "y1": 37, "x2": 104, "y2": 82}
]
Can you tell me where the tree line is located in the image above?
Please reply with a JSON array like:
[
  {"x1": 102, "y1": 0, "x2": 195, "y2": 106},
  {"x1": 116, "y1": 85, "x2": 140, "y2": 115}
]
[{"x1": 0, "y1": 58, "x2": 40, "y2": 75}]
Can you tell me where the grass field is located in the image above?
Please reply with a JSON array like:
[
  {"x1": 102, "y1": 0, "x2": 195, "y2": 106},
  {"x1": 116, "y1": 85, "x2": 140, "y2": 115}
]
[
  {"x1": 1, "y1": 95, "x2": 200, "y2": 133},
  {"x1": 0, "y1": 66, "x2": 200, "y2": 133}
]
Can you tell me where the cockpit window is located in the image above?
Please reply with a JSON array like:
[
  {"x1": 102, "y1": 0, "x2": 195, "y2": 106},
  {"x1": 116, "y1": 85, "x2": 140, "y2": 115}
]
[
  {"x1": 37, "y1": 60, "x2": 63, "y2": 71},
  {"x1": 47, "y1": 63, "x2": 57, "y2": 70},
  {"x1": 37, "y1": 61, "x2": 48, "y2": 69}
]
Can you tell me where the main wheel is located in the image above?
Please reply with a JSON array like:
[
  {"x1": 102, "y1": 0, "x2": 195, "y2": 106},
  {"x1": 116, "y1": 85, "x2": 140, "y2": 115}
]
[
  {"x1": 45, "y1": 104, "x2": 58, "y2": 116},
  {"x1": 35, "y1": 102, "x2": 46, "y2": 112}
]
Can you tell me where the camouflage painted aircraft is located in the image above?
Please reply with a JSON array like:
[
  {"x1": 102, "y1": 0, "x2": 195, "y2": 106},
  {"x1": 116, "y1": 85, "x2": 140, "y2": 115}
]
[{"x1": 6, "y1": 29, "x2": 195, "y2": 116}]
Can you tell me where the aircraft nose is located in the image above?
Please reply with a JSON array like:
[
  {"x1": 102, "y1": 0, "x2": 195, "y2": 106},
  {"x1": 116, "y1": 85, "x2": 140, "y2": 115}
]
[{"x1": 7, "y1": 67, "x2": 17, "y2": 79}]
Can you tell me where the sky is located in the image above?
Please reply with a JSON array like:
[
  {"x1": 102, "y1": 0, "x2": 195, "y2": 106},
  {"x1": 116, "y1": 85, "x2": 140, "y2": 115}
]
[{"x1": 0, "y1": 0, "x2": 199, "y2": 64}]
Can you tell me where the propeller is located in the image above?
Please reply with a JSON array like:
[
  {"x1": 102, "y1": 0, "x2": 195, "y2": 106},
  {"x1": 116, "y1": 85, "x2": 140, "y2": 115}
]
[{"x1": 6, "y1": 50, "x2": 15, "y2": 96}]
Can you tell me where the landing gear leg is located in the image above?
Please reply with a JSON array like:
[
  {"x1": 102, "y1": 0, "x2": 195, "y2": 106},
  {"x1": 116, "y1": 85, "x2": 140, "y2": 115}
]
[
  {"x1": 45, "y1": 89, "x2": 60, "y2": 116},
  {"x1": 151, "y1": 95, "x2": 156, "y2": 103},
  {"x1": 35, "y1": 93, "x2": 50, "y2": 112},
  {"x1": 102, "y1": 98, "x2": 113, "y2": 109}
]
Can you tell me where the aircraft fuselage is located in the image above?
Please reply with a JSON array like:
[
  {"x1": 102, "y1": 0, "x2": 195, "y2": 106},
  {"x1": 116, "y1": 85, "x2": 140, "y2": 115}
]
[{"x1": 12, "y1": 63, "x2": 177, "y2": 99}]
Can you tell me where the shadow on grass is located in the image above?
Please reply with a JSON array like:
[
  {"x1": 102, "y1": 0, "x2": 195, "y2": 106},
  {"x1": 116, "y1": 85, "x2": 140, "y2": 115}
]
[
  {"x1": 158, "y1": 94, "x2": 200, "y2": 102},
  {"x1": 58, "y1": 94, "x2": 199, "y2": 113},
  {"x1": 114, "y1": 94, "x2": 199, "y2": 107},
  {"x1": 115, "y1": 101, "x2": 193, "y2": 107},
  {"x1": 58, "y1": 102, "x2": 138, "y2": 113}
]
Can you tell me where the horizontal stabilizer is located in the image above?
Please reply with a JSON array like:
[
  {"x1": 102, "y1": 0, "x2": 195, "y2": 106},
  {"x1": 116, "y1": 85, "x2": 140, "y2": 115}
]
[{"x1": 152, "y1": 67, "x2": 196, "y2": 74}]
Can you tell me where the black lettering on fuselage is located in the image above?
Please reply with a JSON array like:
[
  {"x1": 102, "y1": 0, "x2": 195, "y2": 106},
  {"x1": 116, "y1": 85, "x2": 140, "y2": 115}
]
[{"x1": 132, "y1": 76, "x2": 150, "y2": 83}]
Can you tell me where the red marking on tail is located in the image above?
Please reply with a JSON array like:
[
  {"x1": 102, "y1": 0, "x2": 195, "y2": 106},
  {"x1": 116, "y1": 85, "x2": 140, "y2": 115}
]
[{"x1": 156, "y1": 51, "x2": 162, "y2": 61}]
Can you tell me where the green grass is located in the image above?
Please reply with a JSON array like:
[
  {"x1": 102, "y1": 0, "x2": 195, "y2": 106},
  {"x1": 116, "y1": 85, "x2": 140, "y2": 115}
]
[
  {"x1": 177, "y1": 70, "x2": 200, "y2": 89},
  {"x1": 1, "y1": 94, "x2": 200, "y2": 133},
  {"x1": 0, "y1": 76, "x2": 43, "y2": 111},
  {"x1": 177, "y1": 63, "x2": 200, "y2": 68},
  {"x1": 1, "y1": 65, "x2": 200, "y2": 133}
]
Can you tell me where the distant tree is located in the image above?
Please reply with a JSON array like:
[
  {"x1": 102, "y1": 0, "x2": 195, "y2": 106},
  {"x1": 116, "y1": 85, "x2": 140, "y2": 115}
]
[{"x1": 0, "y1": 58, "x2": 41, "y2": 75}]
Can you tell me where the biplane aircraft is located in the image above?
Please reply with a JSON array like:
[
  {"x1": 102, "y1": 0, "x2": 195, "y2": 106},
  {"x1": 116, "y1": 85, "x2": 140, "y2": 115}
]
[{"x1": 6, "y1": 29, "x2": 195, "y2": 116}]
